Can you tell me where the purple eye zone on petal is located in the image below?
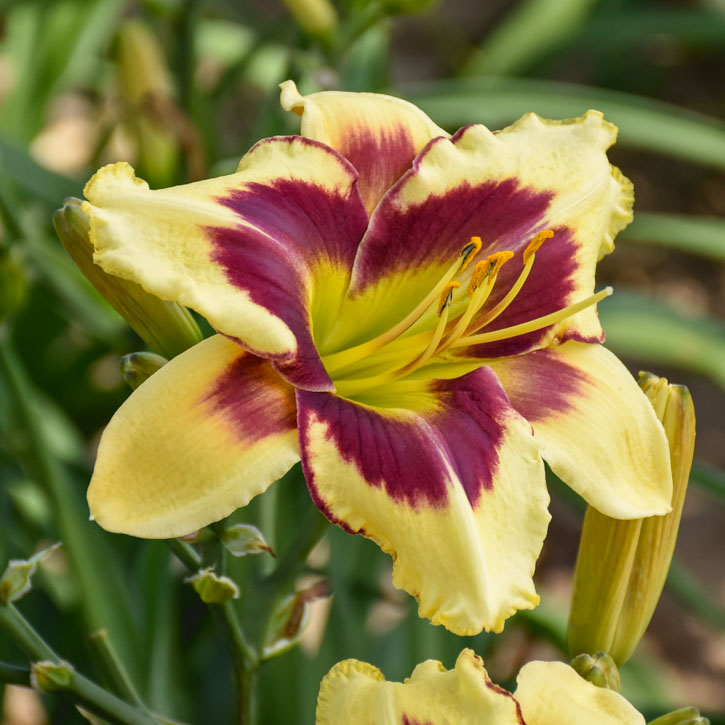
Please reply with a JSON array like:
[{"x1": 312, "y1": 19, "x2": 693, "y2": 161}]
[
  {"x1": 203, "y1": 354, "x2": 296, "y2": 444},
  {"x1": 298, "y1": 367, "x2": 512, "y2": 513}
]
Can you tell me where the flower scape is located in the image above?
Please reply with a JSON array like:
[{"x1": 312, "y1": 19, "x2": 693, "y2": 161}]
[{"x1": 78, "y1": 81, "x2": 672, "y2": 637}]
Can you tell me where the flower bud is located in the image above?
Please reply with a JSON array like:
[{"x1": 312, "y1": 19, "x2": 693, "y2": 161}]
[
  {"x1": 262, "y1": 579, "x2": 330, "y2": 660},
  {"x1": 185, "y1": 567, "x2": 239, "y2": 604},
  {"x1": 120, "y1": 351, "x2": 168, "y2": 390},
  {"x1": 54, "y1": 199, "x2": 202, "y2": 358},
  {"x1": 220, "y1": 524, "x2": 275, "y2": 558},
  {"x1": 30, "y1": 660, "x2": 74, "y2": 692},
  {"x1": 280, "y1": 0, "x2": 337, "y2": 37},
  {"x1": 569, "y1": 652, "x2": 621, "y2": 692},
  {"x1": 648, "y1": 707, "x2": 710, "y2": 725},
  {"x1": 117, "y1": 20, "x2": 179, "y2": 186},
  {"x1": 0, "y1": 542, "x2": 62, "y2": 604},
  {"x1": 568, "y1": 373, "x2": 695, "y2": 665}
]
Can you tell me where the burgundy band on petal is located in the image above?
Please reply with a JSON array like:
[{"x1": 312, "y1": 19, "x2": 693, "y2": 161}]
[
  {"x1": 487, "y1": 347, "x2": 584, "y2": 424},
  {"x1": 340, "y1": 123, "x2": 418, "y2": 214},
  {"x1": 297, "y1": 366, "x2": 513, "y2": 514},
  {"x1": 484, "y1": 681, "x2": 527, "y2": 725},
  {"x1": 203, "y1": 352, "x2": 297, "y2": 442},
  {"x1": 401, "y1": 717, "x2": 433, "y2": 725},
  {"x1": 205, "y1": 137, "x2": 369, "y2": 391}
]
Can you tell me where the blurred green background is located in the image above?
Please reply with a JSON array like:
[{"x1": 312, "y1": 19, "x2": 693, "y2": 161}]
[{"x1": 1, "y1": 0, "x2": 725, "y2": 722}]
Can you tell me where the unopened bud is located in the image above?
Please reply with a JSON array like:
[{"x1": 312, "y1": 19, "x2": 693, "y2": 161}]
[
  {"x1": 31, "y1": 660, "x2": 74, "y2": 692},
  {"x1": 568, "y1": 373, "x2": 695, "y2": 665},
  {"x1": 263, "y1": 580, "x2": 330, "y2": 660},
  {"x1": 648, "y1": 706, "x2": 710, "y2": 725},
  {"x1": 220, "y1": 524, "x2": 275, "y2": 558},
  {"x1": 54, "y1": 200, "x2": 202, "y2": 358},
  {"x1": 1, "y1": 542, "x2": 62, "y2": 604},
  {"x1": 569, "y1": 652, "x2": 621, "y2": 692},
  {"x1": 117, "y1": 20, "x2": 179, "y2": 185},
  {"x1": 185, "y1": 567, "x2": 239, "y2": 604},
  {"x1": 120, "y1": 351, "x2": 167, "y2": 389},
  {"x1": 280, "y1": 0, "x2": 337, "y2": 36}
]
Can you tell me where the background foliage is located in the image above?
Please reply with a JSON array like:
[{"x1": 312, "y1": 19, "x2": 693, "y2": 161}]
[{"x1": 1, "y1": 0, "x2": 725, "y2": 722}]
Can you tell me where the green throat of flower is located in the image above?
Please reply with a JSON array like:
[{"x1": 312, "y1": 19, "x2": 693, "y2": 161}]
[{"x1": 323, "y1": 232, "x2": 611, "y2": 398}]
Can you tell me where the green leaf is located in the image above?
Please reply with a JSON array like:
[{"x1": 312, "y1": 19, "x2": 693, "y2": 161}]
[
  {"x1": 690, "y1": 461, "x2": 725, "y2": 504},
  {"x1": 462, "y1": 0, "x2": 599, "y2": 77},
  {"x1": 404, "y1": 77, "x2": 725, "y2": 170},
  {"x1": 599, "y1": 289, "x2": 725, "y2": 390},
  {"x1": 0, "y1": 137, "x2": 81, "y2": 205},
  {"x1": 621, "y1": 212, "x2": 725, "y2": 261}
]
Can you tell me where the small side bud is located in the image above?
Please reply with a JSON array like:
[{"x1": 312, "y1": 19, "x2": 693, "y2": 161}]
[
  {"x1": 31, "y1": 660, "x2": 74, "y2": 692},
  {"x1": 185, "y1": 567, "x2": 239, "y2": 604},
  {"x1": 54, "y1": 200, "x2": 202, "y2": 358},
  {"x1": 648, "y1": 706, "x2": 710, "y2": 725},
  {"x1": 280, "y1": 0, "x2": 338, "y2": 36},
  {"x1": 568, "y1": 373, "x2": 696, "y2": 665},
  {"x1": 220, "y1": 524, "x2": 275, "y2": 558},
  {"x1": 120, "y1": 351, "x2": 168, "y2": 390},
  {"x1": 569, "y1": 652, "x2": 621, "y2": 692},
  {"x1": 1, "y1": 542, "x2": 62, "y2": 604},
  {"x1": 262, "y1": 580, "x2": 331, "y2": 660}
]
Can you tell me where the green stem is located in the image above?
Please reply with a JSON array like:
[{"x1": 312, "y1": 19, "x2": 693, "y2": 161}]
[
  {"x1": 165, "y1": 538, "x2": 202, "y2": 571},
  {"x1": 167, "y1": 536, "x2": 258, "y2": 724},
  {"x1": 88, "y1": 629, "x2": 148, "y2": 710},
  {"x1": 0, "y1": 661, "x2": 31, "y2": 685},
  {"x1": 0, "y1": 327, "x2": 135, "y2": 671},
  {"x1": 0, "y1": 605, "x2": 159, "y2": 725}
]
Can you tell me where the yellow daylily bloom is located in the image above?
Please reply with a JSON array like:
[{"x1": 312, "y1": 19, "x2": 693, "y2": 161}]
[
  {"x1": 316, "y1": 649, "x2": 646, "y2": 724},
  {"x1": 72, "y1": 82, "x2": 672, "y2": 636}
]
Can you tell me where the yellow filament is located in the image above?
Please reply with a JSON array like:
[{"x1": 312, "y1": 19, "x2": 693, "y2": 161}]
[
  {"x1": 323, "y1": 242, "x2": 479, "y2": 373},
  {"x1": 444, "y1": 252, "x2": 514, "y2": 351},
  {"x1": 450, "y1": 286, "x2": 613, "y2": 348}
]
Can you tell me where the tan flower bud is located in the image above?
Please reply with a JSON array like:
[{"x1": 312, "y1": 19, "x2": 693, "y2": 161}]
[
  {"x1": 185, "y1": 567, "x2": 240, "y2": 604},
  {"x1": 280, "y1": 0, "x2": 337, "y2": 37},
  {"x1": 568, "y1": 372, "x2": 695, "y2": 665}
]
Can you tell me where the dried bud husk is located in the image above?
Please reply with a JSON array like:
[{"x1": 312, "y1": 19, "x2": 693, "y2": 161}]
[
  {"x1": 31, "y1": 660, "x2": 74, "y2": 692},
  {"x1": 120, "y1": 351, "x2": 167, "y2": 390},
  {"x1": 280, "y1": 0, "x2": 337, "y2": 37},
  {"x1": 220, "y1": 524, "x2": 275, "y2": 558},
  {"x1": 0, "y1": 542, "x2": 62, "y2": 604},
  {"x1": 262, "y1": 580, "x2": 331, "y2": 660},
  {"x1": 568, "y1": 373, "x2": 695, "y2": 665},
  {"x1": 54, "y1": 199, "x2": 202, "y2": 358},
  {"x1": 569, "y1": 652, "x2": 621, "y2": 692},
  {"x1": 648, "y1": 706, "x2": 710, "y2": 725},
  {"x1": 185, "y1": 567, "x2": 239, "y2": 604}
]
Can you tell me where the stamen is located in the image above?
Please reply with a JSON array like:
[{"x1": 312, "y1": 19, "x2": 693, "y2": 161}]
[
  {"x1": 450, "y1": 286, "x2": 613, "y2": 348},
  {"x1": 438, "y1": 282, "x2": 460, "y2": 315},
  {"x1": 459, "y1": 236, "x2": 483, "y2": 273},
  {"x1": 523, "y1": 229, "x2": 554, "y2": 263},
  {"x1": 443, "y1": 252, "x2": 514, "y2": 352},
  {"x1": 464, "y1": 230, "x2": 553, "y2": 337},
  {"x1": 323, "y1": 243, "x2": 477, "y2": 374}
]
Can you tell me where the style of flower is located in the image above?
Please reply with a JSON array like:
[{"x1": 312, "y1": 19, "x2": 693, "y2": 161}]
[
  {"x1": 315, "y1": 648, "x2": 645, "y2": 725},
  {"x1": 78, "y1": 81, "x2": 672, "y2": 635}
]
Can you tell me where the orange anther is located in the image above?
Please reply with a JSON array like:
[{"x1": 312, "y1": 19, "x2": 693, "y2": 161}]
[
  {"x1": 438, "y1": 281, "x2": 460, "y2": 315},
  {"x1": 523, "y1": 229, "x2": 554, "y2": 263},
  {"x1": 459, "y1": 236, "x2": 483, "y2": 272}
]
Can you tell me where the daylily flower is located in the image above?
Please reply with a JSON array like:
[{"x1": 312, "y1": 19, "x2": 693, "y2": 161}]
[
  {"x1": 77, "y1": 82, "x2": 672, "y2": 635},
  {"x1": 315, "y1": 648, "x2": 646, "y2": 724}
]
